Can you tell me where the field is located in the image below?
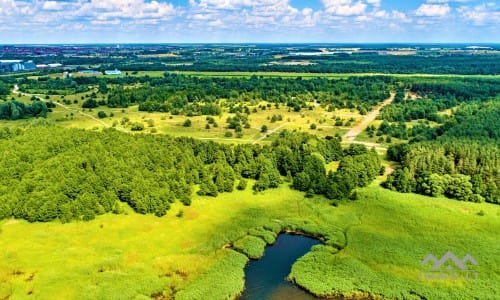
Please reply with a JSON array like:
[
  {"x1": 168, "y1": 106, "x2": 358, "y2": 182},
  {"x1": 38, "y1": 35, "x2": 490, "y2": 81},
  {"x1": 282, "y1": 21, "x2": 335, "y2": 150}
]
[
  {"x1": 1, "y1": 181, "x2": 499, "y2": 299},
  {"x1": 3, "y1": 92, "x2": 355, "y2": 144}
]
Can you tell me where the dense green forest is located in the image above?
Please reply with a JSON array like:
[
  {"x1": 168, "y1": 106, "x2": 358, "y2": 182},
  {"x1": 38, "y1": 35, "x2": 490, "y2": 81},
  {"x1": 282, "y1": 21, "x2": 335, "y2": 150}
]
[
  {"x1": 0, "y1": 126, "x2": 379, "y2": 222},
  {"x1": 383, "y1": 102, "x2": 500, "y2": 203}
]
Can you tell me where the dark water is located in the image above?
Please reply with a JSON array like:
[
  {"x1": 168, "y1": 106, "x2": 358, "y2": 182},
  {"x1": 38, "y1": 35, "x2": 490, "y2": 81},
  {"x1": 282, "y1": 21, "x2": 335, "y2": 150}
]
[{"x1": 239, "y1": 234, "x2": 320, "y2": 300}]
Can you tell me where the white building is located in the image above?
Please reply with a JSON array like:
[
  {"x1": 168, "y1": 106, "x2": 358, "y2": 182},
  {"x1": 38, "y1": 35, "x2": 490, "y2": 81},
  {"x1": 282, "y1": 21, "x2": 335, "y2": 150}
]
[{"x1": 104, "y1": 69, "x2": 122, "y2": 75}]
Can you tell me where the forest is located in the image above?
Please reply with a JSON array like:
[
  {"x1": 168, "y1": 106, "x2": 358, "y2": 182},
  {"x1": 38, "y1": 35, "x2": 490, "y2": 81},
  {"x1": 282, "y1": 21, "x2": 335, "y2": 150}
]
[
  {"x1": 157, "y1": 54, "x2": 500, "y2": 75},
  {"x1": 383, "y1": 102, "x2": 499, "y2": 203},
  {"x1": 379, "y1": 78, "x2": 500, "y2": 122},
  {"x1": 0, "y1": 126, "x2": 379, "y2": 222}
]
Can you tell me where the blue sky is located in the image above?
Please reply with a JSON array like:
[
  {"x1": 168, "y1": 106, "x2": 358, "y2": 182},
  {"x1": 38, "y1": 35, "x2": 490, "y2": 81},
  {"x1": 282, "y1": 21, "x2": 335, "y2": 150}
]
[{"x1": 0, "y1": 0, "x2": 498, "y2": 43}]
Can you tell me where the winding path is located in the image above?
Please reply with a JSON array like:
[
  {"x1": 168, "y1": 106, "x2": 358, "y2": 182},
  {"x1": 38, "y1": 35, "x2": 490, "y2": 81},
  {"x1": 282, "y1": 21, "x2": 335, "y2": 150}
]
[{"x1": 13, "y1": 85, "x2": 127, "y2": 132}]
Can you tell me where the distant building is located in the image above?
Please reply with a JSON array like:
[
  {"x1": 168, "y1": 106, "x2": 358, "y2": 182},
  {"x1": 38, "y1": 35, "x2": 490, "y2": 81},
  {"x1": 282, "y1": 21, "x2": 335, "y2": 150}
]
[
  {"x1": 0, "y1": 60, "x2": 51, "y2": 72},
  {"x1": 23, "y1": 61, "x2": 37, "y2": 70},
  {"x1": 0, "y1": 60, "x2": 24, "y2": 72},
  {"x1": 104, "y1": 69, "x2": 122, "y2": 75},
  {"x1": 48, "y1": 63, "x2": 63, "y2": 68},
  {"x1": 79, "y1": 70, "x2": 102, "y2": 75}
]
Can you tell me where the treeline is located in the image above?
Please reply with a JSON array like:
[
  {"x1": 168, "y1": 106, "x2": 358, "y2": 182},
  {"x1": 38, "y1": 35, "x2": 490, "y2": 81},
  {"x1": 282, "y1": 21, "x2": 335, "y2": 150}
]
[
  {"x1": 379, "y1": 78, "x2": 500, "y2": 122},
  {"x1": 18, "y1": 77, "x2": 88, "y2": 94},
  {"x1": 384, "y1": 141, "x2": 499, "y2": 203},
  {"x1": 383, "y1": 102, "x2": 500, "y2": 203},
  {"x1": 17, "y1": 73, "x2": 391, "y2": 115},
  {"x1": 115, "y1": 54, "x2": 500, "y2": 75},
  {"x1": 373, "y1": 101, "x2": 499, "y2": 144},
  {"x1": 106, "y1": 74, "x2": 391, "y2": 114},
  {"x1": 0, "y1": 100, "x2": 48, "y2": 120},
  {"x1": 0, "y1": 126, "x2": 379, "y2": 222}
]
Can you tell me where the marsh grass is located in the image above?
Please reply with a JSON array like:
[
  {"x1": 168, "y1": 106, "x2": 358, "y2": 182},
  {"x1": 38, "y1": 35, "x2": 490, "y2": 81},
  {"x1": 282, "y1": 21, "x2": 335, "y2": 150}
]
[{"x1": 1, "y1": 183, "x2": 498, "y2": 299}]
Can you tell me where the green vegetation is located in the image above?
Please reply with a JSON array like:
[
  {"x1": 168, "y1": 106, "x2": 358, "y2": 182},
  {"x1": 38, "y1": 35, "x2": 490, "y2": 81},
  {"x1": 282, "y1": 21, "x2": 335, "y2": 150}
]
[
  {"x1": 383, "y1": 102, "x2": 499, "y2": 203},
  {"x1": 289, "y1": 186, "x2": 500, "y2": 299},
  {"x1": 1, "y1": 54, "x2": 499, "y2": 300},
  {"x1": 233, "y1": 236, "x2": 267, "y2": 259},
  {"x1": 0, "y1": 126, "x2": 379, "y2": 222},
  {"x1": 0, "y1": 100, "x2": 48, "y2": 120},
  {"x1": 175, "y1": 250, "x2": 248, "y2": 300},
  {"x1": 30, "y1": 73, "x2": 390, "y2": 115},
  {"x1": 2, "y1": 185, "x2": 498, "y2": 299}
]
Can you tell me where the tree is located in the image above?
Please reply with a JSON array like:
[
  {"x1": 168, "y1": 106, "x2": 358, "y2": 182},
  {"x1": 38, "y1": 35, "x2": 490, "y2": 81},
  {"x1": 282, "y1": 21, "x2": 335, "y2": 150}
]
[
  {"x1": 97, "y1": 111, "x2": 107, "y2": 118},
  {"x1": 237, "y1": 179, "x2": 247, "y2": 190}
]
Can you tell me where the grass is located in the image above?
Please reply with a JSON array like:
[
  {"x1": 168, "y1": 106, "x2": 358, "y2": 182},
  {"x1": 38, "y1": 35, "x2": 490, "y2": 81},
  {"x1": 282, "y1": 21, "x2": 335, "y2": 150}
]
[
  {"x1": 0, "y1": 186, "x2": 308, "y2": 300},
  {"x1": 0, "y1": 98, "x2": 353, "y2": 143},
  {"x1": 175, "y1": 250, "x2": 248, "y2": 300},
  {"x1": 1, "y1": 181, "x2": 498, "y2": 299},
  {"x1": 289, "y1": 186, "x2": 500, "y2": 299}
]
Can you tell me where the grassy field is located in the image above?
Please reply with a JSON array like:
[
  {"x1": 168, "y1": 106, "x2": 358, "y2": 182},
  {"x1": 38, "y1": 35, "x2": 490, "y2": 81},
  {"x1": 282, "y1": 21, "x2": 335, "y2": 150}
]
[
  {"x1": 1, "y1": 181, "x2": 498, "y2": 299},
  {"x1": 0, "y1": 98, "x2": 353, "y2": 143}
]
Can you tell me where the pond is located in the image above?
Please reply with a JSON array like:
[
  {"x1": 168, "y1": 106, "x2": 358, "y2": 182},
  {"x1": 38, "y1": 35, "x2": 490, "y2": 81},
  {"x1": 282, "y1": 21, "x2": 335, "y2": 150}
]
[{"x1": 239, "y1": 234, "x2": 320, "y2": 300}]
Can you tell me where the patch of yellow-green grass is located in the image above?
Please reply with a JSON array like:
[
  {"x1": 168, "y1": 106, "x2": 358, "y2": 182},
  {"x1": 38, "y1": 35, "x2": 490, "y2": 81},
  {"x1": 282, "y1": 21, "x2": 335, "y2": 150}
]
[
  {"x1": 0, "y1": 186, "x2": 312, "y2": 300},
  {"x1": 1, "y1": 181, "x2": 499, "y2": 299},
  {"x1": 289, "y1": 185, "x2": 500, "y2": 299}
]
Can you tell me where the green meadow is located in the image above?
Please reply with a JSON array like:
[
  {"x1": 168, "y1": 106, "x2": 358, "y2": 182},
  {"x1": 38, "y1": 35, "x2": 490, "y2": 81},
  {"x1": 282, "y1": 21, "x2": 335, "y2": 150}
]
[{"x1": 1, "y1": 182, "x2": 498, "y2": 299}]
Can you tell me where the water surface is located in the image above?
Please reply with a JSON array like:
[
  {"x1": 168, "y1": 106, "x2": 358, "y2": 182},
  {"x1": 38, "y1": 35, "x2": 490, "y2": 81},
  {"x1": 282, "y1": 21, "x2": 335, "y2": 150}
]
[{"x1": 239, "y1": 234, "x2": 320, "y2": 300}]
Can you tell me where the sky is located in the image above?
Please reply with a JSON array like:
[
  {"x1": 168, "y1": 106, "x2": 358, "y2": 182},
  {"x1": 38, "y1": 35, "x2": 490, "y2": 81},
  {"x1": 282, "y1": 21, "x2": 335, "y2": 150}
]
[{"x1": 0, "y1": 0, "x2": 498, "y2": 44}]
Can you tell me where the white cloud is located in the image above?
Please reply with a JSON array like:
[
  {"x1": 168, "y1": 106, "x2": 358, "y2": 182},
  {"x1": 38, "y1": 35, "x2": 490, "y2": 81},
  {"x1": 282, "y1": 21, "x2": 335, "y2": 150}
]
[
  {"x1": 42, "y1": 1, "x2": 67, "y2": 11},
  {"x1": 366, "y1": 0, "x2": 381, "y2": 7},
  {"x1": 415, "y1": 3, "x2": 450, "y2": 17},
  {"x1": 77, "y1": 0, "x2": 178, "y2": 21},
  {"x1": 457, "y1": 3, "x2": 500, "y2": 25},
  {"x1": 322, "y1": 0, "x2": 367, "y2": 16}
]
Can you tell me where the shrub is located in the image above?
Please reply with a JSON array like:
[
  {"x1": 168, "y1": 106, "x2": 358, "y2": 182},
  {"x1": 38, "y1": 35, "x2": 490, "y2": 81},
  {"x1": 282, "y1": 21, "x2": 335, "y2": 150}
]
[
  {"x1": 233, "y1": 235, "x2": 267, "y2": 259},
  {"x1": 130, "y1": 122, "x2": 144, "y2": 131},
  {"x1": 248, "y1": 227, "x2": 277, "y2": 244},
  {"x1": 97, "y1": 111, "x2": 107, "y2": 119}
]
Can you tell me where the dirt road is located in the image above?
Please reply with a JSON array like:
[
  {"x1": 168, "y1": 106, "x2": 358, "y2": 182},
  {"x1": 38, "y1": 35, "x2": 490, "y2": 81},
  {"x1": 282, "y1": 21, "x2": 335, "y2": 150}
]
[
  {"x1": 13, "y1": 85, "x2": 127, "y2": 132},
  {"x1": 253, "y1": 124, "x2": 286, "y2": 144},
  {"x1": 343, "y1": 93, "x2": 395, "y2": 143}
]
